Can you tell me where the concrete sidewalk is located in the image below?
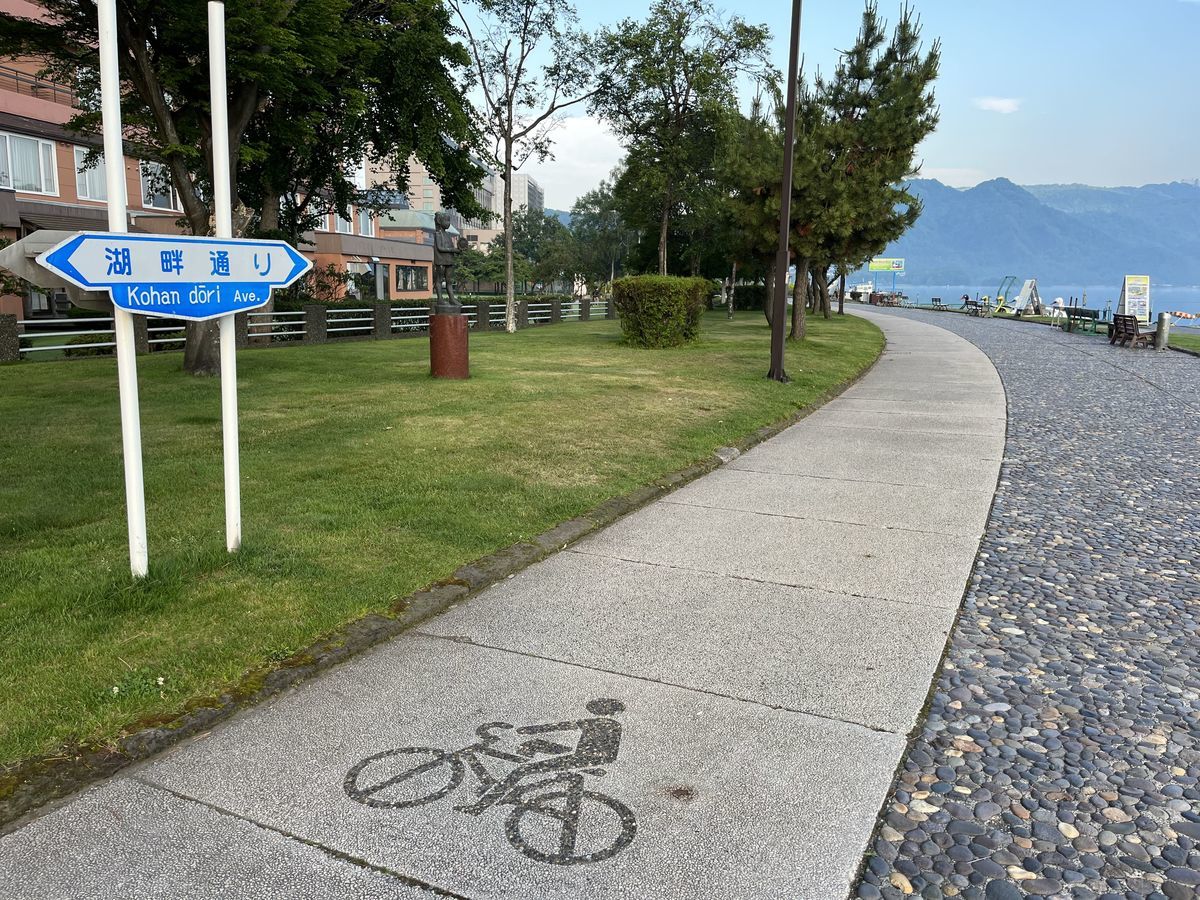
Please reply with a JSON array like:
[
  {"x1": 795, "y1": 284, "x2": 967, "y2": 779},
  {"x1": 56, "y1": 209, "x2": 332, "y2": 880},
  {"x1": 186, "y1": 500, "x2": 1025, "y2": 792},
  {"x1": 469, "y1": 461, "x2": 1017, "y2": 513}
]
[{"x1": 0, "y1": 311, "x2": 1005, "y2": 900}]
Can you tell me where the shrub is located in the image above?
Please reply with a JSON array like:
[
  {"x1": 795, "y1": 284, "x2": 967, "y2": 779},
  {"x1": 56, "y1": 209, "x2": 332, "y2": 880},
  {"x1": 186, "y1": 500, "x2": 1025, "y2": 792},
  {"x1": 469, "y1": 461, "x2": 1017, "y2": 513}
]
[
  {"x1": 612, "y1": 275, "x2": 709, "y2": 348},
  {"x1": 63, "y1": 332, "x2": 114, "y2": 357}
]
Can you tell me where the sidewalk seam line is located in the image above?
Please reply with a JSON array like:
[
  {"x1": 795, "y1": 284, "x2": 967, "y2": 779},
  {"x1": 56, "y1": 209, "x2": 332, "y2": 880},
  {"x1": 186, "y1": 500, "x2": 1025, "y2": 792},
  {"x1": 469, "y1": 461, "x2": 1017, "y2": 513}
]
[
  {"x1": 724, "y1": 465, "x2": 997, "y2": 493},
  {"x1": 129, "y1": 777, "x2": 471, "y2": 899},
  {"x1": 655, "y1": 497, "x2": 982, "y2": 538},
  {"x1": 412, "y1": 632, "x2": 901, "y2": 736},
  {"x1": 564, "y1": 548, "x2": 965, "y2": 612}
]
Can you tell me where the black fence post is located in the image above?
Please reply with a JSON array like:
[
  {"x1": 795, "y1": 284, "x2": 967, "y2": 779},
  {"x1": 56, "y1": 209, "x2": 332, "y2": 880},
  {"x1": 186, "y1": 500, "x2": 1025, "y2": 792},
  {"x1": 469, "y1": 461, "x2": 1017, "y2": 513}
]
[
  {"x1": 373, "y1": 303, "x2": 391, "y2": 339},
  {"x1": 0, "y1": 315, "x2": 19, "y2": 362},
  {"x1": 475, "y1": 301, "x2": 490, "y2": 332},
  {"x1": 304, "y1": 304, "x2": 327, "y2": 343},
  {"x1": 550, "y1": 299, "x2": 562, "y2": 324},
  {"x1": 580, "y1": 299, "x2": 591, "y2": 322},
  {"x1": 606, "y1": 299, "x2": 616, "y2": 320},
  {"x1": 518, "y1": 299, "x2": 529, "y2": 329},
  {"x1": 132, "y1": 316, "x2": 149, "y2": 354},
  {"x1": 234, "y1": 312, "x2": 249, "y2": 349}
]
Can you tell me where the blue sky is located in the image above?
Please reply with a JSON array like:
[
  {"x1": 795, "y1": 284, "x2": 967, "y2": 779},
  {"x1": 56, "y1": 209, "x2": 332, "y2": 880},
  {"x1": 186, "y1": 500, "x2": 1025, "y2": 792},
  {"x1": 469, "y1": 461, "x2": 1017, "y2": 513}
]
[{"x1": 536, "y1": 0, "x2": 1200, "y2": 208}]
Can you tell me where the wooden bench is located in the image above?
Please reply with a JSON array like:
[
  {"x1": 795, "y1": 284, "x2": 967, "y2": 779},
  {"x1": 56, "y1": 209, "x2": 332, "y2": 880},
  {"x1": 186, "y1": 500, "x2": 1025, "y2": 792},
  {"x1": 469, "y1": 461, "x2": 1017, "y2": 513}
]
[
  {"x1": 963, "y1": 299, "x2": 990, "y2": 317},
  {"x1": 930, "y1": 297, "x2": 944, "y2": 310},
  {"x1": 1063, "y1": 307, "x2": 1101, "y2": 333},
  {"x1": 1109, "y1": 314, "x2": 1153, "y2": 348}
]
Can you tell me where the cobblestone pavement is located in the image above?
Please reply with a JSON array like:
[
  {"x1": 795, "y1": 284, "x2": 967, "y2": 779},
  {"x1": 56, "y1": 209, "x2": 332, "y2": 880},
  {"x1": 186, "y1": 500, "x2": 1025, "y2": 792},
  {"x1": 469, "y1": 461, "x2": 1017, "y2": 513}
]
[{"x1": 857, "y1": 311, "x2": 1200, "y2": 900}]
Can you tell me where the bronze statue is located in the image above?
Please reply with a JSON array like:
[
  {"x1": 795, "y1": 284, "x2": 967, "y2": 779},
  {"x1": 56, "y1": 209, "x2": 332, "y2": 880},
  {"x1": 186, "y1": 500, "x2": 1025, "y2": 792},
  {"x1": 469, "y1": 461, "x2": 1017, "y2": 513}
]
[{"x1": 433, "y1": 211, "x2": 469, "y2": 315}]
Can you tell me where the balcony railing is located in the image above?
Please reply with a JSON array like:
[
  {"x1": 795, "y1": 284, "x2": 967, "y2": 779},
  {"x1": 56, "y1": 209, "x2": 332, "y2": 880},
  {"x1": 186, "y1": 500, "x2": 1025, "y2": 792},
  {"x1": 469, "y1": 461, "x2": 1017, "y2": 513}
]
[{"x1": 0, "y1": 64, "x2": 76, "y2": 106}]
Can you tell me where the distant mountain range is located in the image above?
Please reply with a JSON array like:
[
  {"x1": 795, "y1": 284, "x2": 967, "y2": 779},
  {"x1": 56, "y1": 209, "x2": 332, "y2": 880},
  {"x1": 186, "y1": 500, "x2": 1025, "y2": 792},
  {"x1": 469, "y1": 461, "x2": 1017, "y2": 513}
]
[
  {"x1": 869, "y1": 178, "x2": 1200, "y2": 285},
  {"x1": 546, "y1": 208, "x2": 573, "y2": 227}
]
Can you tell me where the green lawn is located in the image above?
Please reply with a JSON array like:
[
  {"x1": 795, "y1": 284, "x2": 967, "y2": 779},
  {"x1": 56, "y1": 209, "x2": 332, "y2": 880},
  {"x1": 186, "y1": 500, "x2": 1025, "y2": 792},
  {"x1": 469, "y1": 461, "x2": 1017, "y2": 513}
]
[
  {"x1": 1170, "y1": 331, "x2": 1200, "y2": 353},
  {"x1": 0, "y1": 312, "x2": 882, "y2": 766}
]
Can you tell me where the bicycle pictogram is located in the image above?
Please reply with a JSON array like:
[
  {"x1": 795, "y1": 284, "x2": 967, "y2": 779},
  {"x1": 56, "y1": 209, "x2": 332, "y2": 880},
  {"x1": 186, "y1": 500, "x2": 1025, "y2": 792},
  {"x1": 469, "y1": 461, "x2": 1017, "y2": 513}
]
[{"x1": 343, "y1": 698, "x2": 636, "y2": 866}]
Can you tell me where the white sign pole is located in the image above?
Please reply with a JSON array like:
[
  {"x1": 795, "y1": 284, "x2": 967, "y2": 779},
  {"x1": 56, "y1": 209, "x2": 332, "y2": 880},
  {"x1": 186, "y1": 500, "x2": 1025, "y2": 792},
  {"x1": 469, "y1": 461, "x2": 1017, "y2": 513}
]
[
  {"x1": 98, "y1": 0, "x2": 149, "y2": 578},
  {"x1": 209, "y1": 1, "x2": 242, "y2": 553}
]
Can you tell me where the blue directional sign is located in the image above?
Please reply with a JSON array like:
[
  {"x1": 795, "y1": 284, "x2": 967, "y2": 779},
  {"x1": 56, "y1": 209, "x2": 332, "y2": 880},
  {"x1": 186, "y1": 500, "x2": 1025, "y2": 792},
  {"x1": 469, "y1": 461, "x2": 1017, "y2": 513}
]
[{"x1": 37, "y1": 232, "x2": 313, "y2": 321}]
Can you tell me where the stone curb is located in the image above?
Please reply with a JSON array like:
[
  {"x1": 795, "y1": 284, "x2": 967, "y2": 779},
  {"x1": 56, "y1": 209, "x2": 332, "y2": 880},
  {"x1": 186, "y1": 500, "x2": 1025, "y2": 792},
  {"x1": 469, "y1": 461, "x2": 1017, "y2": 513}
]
[{"x1": 0, "y1": 325, "x2": 883, "y2": 833}]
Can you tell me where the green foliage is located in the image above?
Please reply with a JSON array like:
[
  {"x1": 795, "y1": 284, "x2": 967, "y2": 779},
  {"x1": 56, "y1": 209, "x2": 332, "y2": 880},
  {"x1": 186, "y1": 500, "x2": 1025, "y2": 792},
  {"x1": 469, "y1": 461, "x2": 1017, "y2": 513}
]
[
  {"x1": 569, "y1": 175, "x2": 636, "y2": 294},
  {"x1": 0, "y1": 1, "x2": 485, "y2": 240},
  {"x1": 63, "y1": 333, "x2": 114, "y2": 358},
  {"x1": 592, "y1": 0, "x2": 773, "y2": 275},
  {"x1": 612, "y1": 275, "x2": 709, "y2": 347}
]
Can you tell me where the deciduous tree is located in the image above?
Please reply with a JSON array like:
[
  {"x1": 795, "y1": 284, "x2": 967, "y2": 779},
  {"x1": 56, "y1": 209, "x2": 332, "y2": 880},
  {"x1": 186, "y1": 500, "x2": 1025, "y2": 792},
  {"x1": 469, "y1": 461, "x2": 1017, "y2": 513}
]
[
  {"x1": 448, "y1": 0, "x2": 594, "y2": 331},
  {"x1": 1, "y1": 0, "x2": 483, "y2": 373}
]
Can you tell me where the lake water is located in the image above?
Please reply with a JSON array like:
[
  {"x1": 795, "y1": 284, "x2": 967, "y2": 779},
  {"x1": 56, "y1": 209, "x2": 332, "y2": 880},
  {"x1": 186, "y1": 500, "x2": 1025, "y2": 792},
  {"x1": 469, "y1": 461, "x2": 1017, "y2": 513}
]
[{"x1": 878, "y1": 283, "x2": 1200, "y2": 332}]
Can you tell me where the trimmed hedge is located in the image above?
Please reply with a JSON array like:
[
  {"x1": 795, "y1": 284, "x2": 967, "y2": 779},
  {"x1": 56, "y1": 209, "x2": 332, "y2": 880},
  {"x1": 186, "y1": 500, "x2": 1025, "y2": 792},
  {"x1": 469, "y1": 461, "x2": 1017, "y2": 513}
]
[{"x1": 612, "y1": 275, "x2": 709, "y2": 348}]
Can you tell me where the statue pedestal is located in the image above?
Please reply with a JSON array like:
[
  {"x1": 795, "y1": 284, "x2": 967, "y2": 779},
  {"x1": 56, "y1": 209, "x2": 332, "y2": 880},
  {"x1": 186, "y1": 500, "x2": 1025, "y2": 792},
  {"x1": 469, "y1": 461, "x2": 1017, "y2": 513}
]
[{"x1": 429, "y1": 313, "x2": 469, "y2": 379}]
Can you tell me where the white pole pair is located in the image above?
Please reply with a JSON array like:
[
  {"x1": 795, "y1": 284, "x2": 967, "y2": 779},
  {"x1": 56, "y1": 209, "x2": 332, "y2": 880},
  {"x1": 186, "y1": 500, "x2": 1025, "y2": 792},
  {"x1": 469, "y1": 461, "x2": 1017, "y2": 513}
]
[{"x1": 94, "y1": 0, "x2": 240, "y2": 578}]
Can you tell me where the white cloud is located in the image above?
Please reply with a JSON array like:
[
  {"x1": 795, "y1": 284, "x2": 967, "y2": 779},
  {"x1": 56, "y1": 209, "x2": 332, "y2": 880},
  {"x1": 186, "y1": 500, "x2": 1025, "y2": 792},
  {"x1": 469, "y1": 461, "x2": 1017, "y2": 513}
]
[
  {"x1": 972, "y1": 97, "x2": 1022, "y2": 115},
  {"x1": 523, "y1": 115, "x2": 624, "y2": 210}
]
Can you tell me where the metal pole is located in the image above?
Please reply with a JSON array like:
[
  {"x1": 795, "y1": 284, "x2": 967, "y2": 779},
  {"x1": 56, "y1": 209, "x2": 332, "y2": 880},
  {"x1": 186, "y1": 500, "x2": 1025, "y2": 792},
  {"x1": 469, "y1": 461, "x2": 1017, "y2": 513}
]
[
  {"x1": 209, "y1": 1, "x2": 241, "y2": 553},
  {"x1": 768, "y1": 0, "x2": 802, "y2": 383},
  {"x1": 98, "y1": 0, "x2": 149, "y2": 578}
]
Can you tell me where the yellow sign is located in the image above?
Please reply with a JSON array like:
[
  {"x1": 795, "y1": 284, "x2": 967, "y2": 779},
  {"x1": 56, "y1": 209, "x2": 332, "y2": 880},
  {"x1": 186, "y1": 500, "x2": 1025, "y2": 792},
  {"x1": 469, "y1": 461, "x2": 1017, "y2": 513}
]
[
  {"x1": 869, "y1": 258, "x2": 905, "y2": 272},
  {"x1": 1118, "y1": 275, "x2": 1151, "y2": 324}
]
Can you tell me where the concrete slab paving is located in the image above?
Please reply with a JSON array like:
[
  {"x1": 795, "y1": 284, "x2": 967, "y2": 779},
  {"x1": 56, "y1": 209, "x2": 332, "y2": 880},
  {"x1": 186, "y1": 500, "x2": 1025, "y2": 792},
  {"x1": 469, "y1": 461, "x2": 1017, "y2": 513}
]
[
  {"x1": 129, "y1": 636, "x2": 904, "y2": 900},
  {"x1": 422, "y1": 552, "x2": 956, "y2": 732},
  {"x1": 0, "y1": 779, "x2": 434, "y2": 900},
  {"x1": 730, "y1": 437, "x2": 1001, "y2": 492},
  {"x1": 663, "y1": 466, "x2": 992, "y2": 535},
  {"x1": 752, "y1": 421, "x2": 1005, "y2": 461},
  {"x1": 805, "y1": 405, "x2": 1005, "y2": 437},
  {"x1": 0, "y1": 308, "x2": 1004, "y2": 900},
  {"x1": 573, "y1": 501, "x2": 981, "y2": 608}
]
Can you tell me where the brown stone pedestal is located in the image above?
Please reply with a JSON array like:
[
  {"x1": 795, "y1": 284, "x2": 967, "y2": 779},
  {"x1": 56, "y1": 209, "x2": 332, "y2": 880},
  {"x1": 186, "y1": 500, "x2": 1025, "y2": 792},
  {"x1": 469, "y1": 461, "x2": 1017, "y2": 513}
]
[{"x1": 429, "y1": 313, "x2": 469, "y2": 379}]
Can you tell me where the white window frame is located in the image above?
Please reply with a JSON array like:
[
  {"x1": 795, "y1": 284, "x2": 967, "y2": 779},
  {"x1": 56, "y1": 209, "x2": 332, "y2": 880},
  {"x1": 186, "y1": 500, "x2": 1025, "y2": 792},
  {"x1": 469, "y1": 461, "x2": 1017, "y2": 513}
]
[
  {"x1": 335, "y1": 211, "x2": 354, "y2": 234},
  {"x1": 357, "y1": 207, "x2": 373, "y2": 236},
  {"x1": 0, "y1": 131, "x2": 58, "y2": 196},
  {"x1": 140, "y1": 161, "x2": 180, "y2": 211},
  {"x1": 74, "y1": 145, "x2": 108, "y2": 201}
]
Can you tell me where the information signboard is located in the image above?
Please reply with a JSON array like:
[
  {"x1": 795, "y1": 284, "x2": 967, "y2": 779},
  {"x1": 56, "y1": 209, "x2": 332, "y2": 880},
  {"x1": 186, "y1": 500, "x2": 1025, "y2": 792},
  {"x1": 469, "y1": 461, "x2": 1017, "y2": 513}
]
[
  {"x1": 869, "y1": 257, "x2": 905, "y2": 272},
  {"x1": 1117, "y1": 275, "x2": 1151, "y2": 325},
  {"x1": 38, "y1": 232, "x2": 311, "y2": 321}
]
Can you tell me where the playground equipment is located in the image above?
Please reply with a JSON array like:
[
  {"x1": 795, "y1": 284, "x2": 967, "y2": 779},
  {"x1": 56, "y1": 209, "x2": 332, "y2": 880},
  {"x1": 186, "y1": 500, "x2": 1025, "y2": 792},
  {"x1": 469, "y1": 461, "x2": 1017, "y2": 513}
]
[
  {"x1": 987, "y1": 275, "x2": 1019, "y2": 314},
  {"x1": 1007, "y1": 279, "x2": 1044, "y2": 315}
]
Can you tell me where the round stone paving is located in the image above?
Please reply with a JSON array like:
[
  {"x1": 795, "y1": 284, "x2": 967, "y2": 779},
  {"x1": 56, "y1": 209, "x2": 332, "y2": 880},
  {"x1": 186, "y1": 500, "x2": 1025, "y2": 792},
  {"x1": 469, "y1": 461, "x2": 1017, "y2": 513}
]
[{"x1": 855, "y1": 311, "x2": 1200, "y2": 900}]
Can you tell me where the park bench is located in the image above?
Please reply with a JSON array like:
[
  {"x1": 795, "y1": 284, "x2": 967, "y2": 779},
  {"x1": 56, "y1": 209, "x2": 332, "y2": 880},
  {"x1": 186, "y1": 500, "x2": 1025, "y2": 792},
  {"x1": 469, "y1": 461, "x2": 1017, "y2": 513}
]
[
  {"x1": 1062, "y1": 307, "x2": 1101, "y2": 333},
  {"x1": 962, "y1": 299, "x2": 989, "y2": 317},
  {"x1": 930, "y1": 297, "x2": 944, "y2": 310},
  {"x1": 1109, "y1": 314, "x2": 1154, "y2": 348}
]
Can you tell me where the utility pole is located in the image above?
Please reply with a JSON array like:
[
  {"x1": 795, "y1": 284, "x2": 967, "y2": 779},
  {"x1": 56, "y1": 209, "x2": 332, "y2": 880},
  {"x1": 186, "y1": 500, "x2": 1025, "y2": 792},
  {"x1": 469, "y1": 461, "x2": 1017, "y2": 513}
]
[{"x1": 768, "y1": 0, "x2": 802, "y2": 383}]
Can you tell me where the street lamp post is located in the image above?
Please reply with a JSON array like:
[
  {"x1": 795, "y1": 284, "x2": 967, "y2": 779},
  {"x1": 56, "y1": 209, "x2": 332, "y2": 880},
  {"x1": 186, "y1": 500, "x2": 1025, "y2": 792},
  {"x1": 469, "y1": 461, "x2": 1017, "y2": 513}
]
[{"x1": 768, "y1": 0, "x2": 803, "y2": 383}]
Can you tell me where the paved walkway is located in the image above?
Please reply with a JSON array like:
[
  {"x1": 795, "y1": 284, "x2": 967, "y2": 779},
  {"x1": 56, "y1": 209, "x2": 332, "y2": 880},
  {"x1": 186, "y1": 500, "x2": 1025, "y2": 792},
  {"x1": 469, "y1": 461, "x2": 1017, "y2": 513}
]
[
  {"x1": 856, "y1": 311, "x2": 1200, "y2": 900},
  {"x1": 0, "y1": 311, "x2": 1004, "y2": 900}
]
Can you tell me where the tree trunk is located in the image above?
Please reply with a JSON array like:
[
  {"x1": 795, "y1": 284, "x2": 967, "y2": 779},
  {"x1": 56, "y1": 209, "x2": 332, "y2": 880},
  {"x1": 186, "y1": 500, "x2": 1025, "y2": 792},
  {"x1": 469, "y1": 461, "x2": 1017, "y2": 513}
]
[
  {"x1": 727, "y1": 261, "x2": 737, "y2": 319},
  {"x1": 183, "y1": 321, "x2": 221, "y2": 375},
  {"x1": 503, "y1": 140, "x2": 516, "y2": 333},
  {"x1": 260, "y1": 194, "x2": 280, "y2": 235},
  {"x1": 790, "y1": 256, "x2": 808, "y2": 340},
  {"x1": 657, "y1": 197, "x2": 670, "y2": 276},
  {"x1": 838, "y1": 273, "x2": 846, "y2": 315},
  {"x1": 820, "y1": 271, "x2": 832, "y2": 319}
]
